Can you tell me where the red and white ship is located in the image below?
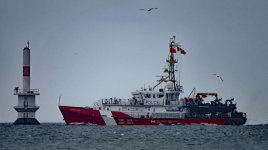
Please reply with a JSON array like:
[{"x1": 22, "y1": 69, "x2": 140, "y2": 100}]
[{"x1": 59, "y1": 36, "x2": 247, "y2": 125}]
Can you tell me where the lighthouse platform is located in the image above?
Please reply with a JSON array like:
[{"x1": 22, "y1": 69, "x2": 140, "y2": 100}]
[{"x1": 13, "y1": 42, "x2": 40, "y2": 125}]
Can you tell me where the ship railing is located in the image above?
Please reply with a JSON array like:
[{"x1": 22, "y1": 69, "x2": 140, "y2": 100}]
[
  {"x1": 152, "y1": 112, "x2": 185, "y2": 119},
  {"x1": 101, "y1": 98, "x2": 131, "y2": 105},
  {"x1": 102, "y1": 98, "x2": 165, "y2": 106},
  {"x1": 125, "y1": 112, "x2": 186, "y2": 119},
  {"x1": 126, "y1": 112, "x2": 146, "y2": 118},
  {"x1": 185, "y1": 113, "x2": 231, "y2": 119},
  {"x1": 101, "y1": 98, "x2": 167, "y2": 107},
  {"x1": 14, "y1": 89, "x2": 40, "y2": 95}
]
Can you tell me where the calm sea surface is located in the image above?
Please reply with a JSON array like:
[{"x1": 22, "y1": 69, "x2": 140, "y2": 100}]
[{"x1": 0, "y1": 123, "x2": 267, "y2": 150}]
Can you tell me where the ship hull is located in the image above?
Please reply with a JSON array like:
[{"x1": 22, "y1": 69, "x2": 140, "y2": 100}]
[{"x1": 59, "y1": 106, "x2": 246, "y2": 125}]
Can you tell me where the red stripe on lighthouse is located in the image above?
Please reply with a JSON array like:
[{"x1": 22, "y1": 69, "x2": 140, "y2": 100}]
[{"x1": 23, "y1": 66, "x2": 30, "y2": 76}]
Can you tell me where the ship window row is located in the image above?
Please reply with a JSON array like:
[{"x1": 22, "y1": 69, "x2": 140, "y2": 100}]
[
  {"x1": 166, "y1": 93, "x2": 179, "y2": 100},
  {"x1": 144, "y1": 94, "x2": 164, "y2": 99}
]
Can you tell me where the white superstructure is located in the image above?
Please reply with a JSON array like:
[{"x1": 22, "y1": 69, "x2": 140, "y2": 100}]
[{"x1": 91, "y1": 36, "x2": 187, "y2": 120}]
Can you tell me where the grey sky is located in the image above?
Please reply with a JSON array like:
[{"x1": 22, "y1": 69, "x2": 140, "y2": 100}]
[{"x1": 0, "y1": 0, "x2": 268, "y2": 124}]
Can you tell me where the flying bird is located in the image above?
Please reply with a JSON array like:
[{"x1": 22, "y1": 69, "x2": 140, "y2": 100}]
[
  {"x1": 212, "y1": 74, "x2": 224, "y2": 82},
  {"x1": 139, "y1": 8, "x2": 158, "y2": 12}
]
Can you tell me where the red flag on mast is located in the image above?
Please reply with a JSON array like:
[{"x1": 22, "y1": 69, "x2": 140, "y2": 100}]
[
  {"x1": 170, "y1": 47, "x2": 176, "y2": 53},
  {"x1": 177, "y1": 47, "x2": 186, "y2": 55}
]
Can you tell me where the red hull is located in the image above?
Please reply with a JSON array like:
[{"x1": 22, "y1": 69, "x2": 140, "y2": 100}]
[{"x1": 59, "y1": 106, "x2": 227, "y2": 125}]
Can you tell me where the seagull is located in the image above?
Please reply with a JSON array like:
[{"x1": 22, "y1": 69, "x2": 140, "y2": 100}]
[
  {"x1": 139, "y1": 8, "x2": 158, "y2": 12},
  {"x1": 212, "y1": 74, "x2": 224, "y2": 82}
]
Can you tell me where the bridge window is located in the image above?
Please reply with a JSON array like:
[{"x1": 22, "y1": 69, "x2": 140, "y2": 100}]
[
  {"x1": 144, "y1": 94, "x2": 151, "y2": 98},
  {"x1": 166, "y1": 93, "x2": 178, "y2": 101},
  {"x1": 166, "y1": 94, "x2": 171, "y2": 100}
]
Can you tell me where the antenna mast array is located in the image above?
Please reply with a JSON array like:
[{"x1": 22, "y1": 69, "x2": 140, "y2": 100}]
[{"x1": 153, "y1": 36, "x2": 182, "y2": 92}]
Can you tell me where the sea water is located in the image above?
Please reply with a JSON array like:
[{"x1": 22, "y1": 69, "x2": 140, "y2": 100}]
[{"x1": 0, "y1": 123, "x2": 267, "y2": 150}]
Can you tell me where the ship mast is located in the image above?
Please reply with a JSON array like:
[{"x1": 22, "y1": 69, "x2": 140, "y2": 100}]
[
  {"x1": 153, "y1": 36, "x2": 180, "y2": 90},
  {"x1": 167, "y1": 36, "x2": 178, "y2": 90}
]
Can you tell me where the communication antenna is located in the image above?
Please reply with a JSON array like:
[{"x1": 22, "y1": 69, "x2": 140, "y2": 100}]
[
  {"x1": 176, "y1": 50, "x2": 180, "y2": 84},
  {"x1": 58, "y1": 95, "x2": 61, "y2": 106}
]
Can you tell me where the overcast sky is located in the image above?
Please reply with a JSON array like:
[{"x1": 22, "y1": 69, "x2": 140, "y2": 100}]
[{"x1": 0, "y1": 0, "x2": 268, "y2": 124}]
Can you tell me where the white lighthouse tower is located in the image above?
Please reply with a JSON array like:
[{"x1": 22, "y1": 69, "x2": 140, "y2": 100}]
[{"x1": 13, "y1": 41, "x2": 40, "y2": 125}]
